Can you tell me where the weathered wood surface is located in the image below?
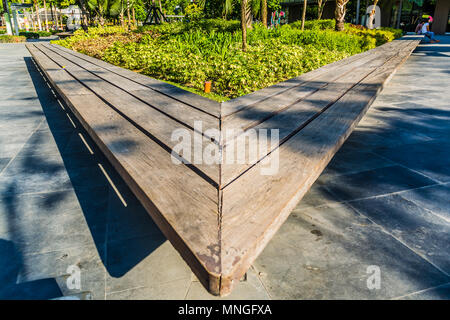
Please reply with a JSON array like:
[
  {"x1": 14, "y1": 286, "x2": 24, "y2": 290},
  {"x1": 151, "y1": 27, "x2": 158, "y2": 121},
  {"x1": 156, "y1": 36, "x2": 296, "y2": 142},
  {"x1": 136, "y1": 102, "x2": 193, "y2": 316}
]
[{"x1": 26, "y1": 38, "x2": 419, "y2": 296}]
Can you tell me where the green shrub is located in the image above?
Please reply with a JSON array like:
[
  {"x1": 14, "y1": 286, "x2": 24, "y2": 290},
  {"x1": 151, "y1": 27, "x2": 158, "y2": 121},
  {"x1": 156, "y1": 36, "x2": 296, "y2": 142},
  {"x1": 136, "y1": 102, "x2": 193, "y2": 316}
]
[
  {"x1": 380, "y1": 27, "x2": 403, "y2": 39},
  {"x1": 347, "y1": 28, "x2": 395, "y2": 46},
  {"x1": 37, "y1": 31, "x2": 53, "y2": 37},
  {"x1": 291, "y1": 19, "x2": 336, "y2": 30},
  {"x1": 19, "y1": 31, "x2": 40, "y2": 39},
  {"x1": 18, "y1": 30, "x2": 55, "y2": 39},
  {"x1": 55, "y1": 20, "x2": 399, "y2": 100},
  {"x1": 185, "y1": 3, "x2": 204, "y2": 22},
  {"x1": 136, "y1": 19, "x2": 241, "y2": 35},
  {"x1": 0, "y1": 35, "x2": 27, "y2": 43}
]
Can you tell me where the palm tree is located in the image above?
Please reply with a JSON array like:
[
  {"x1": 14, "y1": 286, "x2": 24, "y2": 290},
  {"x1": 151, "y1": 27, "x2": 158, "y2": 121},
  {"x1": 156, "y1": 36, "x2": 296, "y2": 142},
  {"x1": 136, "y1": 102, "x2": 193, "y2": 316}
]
[
  {"x1": 301, "y1": 0, "x2": 307, "y2": 30},
  {"x1": 87, "y1": 0, "x2": 108, "y2": 25},
  {"x1": 43, "y1": 0, "x2": 50, "y2": 31},
  {"x1": 317, "y1": 0, "x2": 327, "y2": 20},
  {"x1": 33, "y1": 0, "x2": 43, "y2": 31},
  {"x1": 76, "y1": 0, "x2": 91, "y2": 29},
  {"x1": 335, "y1": 0, "x2": 349, "y2": 31},
  {"x1": 241, "y1": 0, "x2": 247, "y2": 51},
  {"x1": 261, "y1": 0, "x2": 267, "y2": 26}
]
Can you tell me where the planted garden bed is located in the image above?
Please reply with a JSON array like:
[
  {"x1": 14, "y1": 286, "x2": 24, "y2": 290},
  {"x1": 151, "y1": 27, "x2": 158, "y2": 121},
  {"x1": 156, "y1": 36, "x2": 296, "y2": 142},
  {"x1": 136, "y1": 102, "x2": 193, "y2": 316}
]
[{"x1": 54, "y1": 19, "x2": 402, "y2": 101}]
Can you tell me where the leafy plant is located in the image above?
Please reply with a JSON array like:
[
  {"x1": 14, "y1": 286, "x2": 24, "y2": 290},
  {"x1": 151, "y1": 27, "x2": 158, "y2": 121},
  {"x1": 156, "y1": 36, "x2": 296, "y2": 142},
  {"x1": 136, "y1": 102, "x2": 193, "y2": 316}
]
[
  {"x1": 0, "y1": 35, "x2": 27, "y2": 43},
  {"x1": 54, "y1": 19, "x2": 400, "y2": 100}
]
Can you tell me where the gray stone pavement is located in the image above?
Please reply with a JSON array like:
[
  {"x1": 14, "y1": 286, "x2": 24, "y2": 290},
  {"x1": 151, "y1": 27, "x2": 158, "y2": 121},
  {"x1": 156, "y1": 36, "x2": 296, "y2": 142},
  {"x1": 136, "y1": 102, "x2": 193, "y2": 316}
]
[{"x1": 0, "y1": 37, "x2": 449, "y2": 300}]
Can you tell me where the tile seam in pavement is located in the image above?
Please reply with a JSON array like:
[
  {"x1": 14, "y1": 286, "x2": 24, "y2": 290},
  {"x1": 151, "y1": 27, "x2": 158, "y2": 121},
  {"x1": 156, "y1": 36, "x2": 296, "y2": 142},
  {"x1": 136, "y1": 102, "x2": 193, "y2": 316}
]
[
  {"x1": 19, "y1": 242, "x2": 102, "y2": 259},
  {"x1": 371, "y1": 151, "x2": 444, "y2": 184},
  {"x1": 0, "y1": 187, "x2": 77, "y2": 197},
  {"x1": 183, "y1": 280, "x2": 193, "y2": 300},
  {"x1": 104, "y1": 202, "x2": 109, "y2": 301},
  {"x1": 308, "y1": 181, "x2": 448, "y2": 211},
  {"x1": 298, "y1": 181, "x2": 450, "y2": 225},
  {"x1": 105, "y1": 285, "x2": 147, "y2": 298},
  {"x1": 0, "y1": 118, "x2": 45, "y2": 178},
  {"x1": 106, "y1": 276, "x2": 192, "y2": 297},
  {"x1": 321, "y1": 156, "x2": 397, "y2": 180},
  {"x1": 391, "y1": 281, "x2": 450, "y2": 300},
  {"x1": 400, "y1": 198, "x2": 450, "y2": 224},
  {"x1": 345, "y1": 201, "x2": 450, "y2": 278},
  {"x1": 252, "y1": 265, "x2": 273, "y2": 300}
]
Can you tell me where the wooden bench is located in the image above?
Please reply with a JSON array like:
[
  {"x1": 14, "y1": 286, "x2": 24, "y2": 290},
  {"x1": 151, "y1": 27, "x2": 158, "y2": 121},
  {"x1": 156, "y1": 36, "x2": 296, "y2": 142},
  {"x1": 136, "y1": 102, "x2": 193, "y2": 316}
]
[{"x1": 26, "y1": 38, "x2": 419, "y2": 296}]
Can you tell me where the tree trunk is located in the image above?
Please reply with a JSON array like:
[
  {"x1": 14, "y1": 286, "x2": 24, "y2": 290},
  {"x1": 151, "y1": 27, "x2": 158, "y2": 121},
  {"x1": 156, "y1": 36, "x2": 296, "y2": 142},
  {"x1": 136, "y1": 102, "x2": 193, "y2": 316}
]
[
  {"x1": 120, "y1": 6, "x2": 125, "y2": 28},
  {"x1": 335, "y1": 0, "x2": 348, "y2": 31},
  {"x1": 55, "y1": 5, "x2": 60, "y2": 30},
  {"x1": 77, "y1": 0, "x2": 90, "y2": 30},
  {"x1": 50, "y1": 3, "x2": 55, "y2": 29},
  {"x1": 98, "y1": 3, "x2": 105, "y2": 26},
  {"x1": 241, "y1": 0, "x2": 247, "y2": 51},
  {"x1": 2, "y1": 0, "x2": 14, "y2": 35},
  {"x1": 301, "y1": 0, "x2": 307, "y2": 30},
  {"x1": 245, "y1": 1, "x2": 252, "y2": 28},
  {"x1": 31, "y1": 6, "x2": 36, "y2": 31},
  {"x1": 262, "y1": 0, "x2": 267, "y2": 27},
  {"x1": 52, "y1": 4, "x2": 58, "y2": 30},
  {"x1": 34, "y1": 1, "x2": 42, "y2": 31},
  {"x1": 132, "y1": 7, "x2": 136, "y2": 25},
  {"x1": 43, "y1": 0, "x2": 49, "y2": 32},
  {"x1": 318, "y1": 0, "x2": 327, "y2": 20},
  {"x1": 127, "y1": 0, "x2": 131, "y2": 27}
]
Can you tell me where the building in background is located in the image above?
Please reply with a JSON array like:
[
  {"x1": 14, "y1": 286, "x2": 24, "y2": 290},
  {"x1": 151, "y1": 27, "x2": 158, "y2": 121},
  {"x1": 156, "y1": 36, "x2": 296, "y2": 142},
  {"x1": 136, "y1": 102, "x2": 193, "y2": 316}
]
[{"x1": 280, "y1": 0, "x2": 450, "y2": 34}]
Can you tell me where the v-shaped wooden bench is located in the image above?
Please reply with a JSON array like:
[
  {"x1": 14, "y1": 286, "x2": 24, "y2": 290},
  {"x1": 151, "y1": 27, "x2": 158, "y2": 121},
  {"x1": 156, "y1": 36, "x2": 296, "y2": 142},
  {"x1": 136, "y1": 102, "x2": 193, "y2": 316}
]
[{"x1": 26, "y1": 38, "x2": 419, "y2": 296}]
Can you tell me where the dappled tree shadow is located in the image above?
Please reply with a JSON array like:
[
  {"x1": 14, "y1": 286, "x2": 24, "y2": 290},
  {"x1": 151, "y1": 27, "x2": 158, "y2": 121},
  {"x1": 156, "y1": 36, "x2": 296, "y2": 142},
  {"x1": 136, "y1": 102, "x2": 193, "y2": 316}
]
[{"x1": 0, "y1": 57, "x2": 167, "y2": 293}]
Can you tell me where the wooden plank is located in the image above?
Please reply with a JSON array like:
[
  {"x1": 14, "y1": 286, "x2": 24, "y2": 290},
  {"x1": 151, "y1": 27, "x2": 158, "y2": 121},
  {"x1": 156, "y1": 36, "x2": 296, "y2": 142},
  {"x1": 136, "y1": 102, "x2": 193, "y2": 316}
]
[
  {"x1": 220, "y1": 43, "x2": 406, "y2": 134},
  {"x1": 33, "y1": 43, "x2": 220, "y2": 185},
  {"x1": 42, "y1": 43, "x2": 218, "y2": 130},
  {"x1": 51, "y1": 43, "x2": 221, "y2": 118},
  {"x1": 220, "y1": 39, "x2": 405, "y2": 117},
  {"x1": 218, "y1": 39, "x2": 419, "y2": 295},
  {"x1": 27, "y1": 43, "x2": 222, "y2": 294},
  {"x1": 26, "y1": 38, "x2": 419, "y2": 296},
  {"x1": 27, "y1": 45, "x2": 92, "y2": 96},
  {"x1": 220, "y1": 41, "x2": 413, "y2": 187}
]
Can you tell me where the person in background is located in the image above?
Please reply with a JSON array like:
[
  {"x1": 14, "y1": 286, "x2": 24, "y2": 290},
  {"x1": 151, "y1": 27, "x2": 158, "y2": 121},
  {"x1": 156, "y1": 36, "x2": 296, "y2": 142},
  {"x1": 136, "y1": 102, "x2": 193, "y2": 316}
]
[{"x1": 421, "y1": 17, "x2": 440, "y2": 43}]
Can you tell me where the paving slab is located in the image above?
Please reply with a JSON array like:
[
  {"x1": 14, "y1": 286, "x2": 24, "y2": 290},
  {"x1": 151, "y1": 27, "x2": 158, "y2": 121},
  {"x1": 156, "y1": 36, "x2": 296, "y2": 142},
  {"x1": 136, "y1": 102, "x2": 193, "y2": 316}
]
[
  {"x1": 349, "y1": 194, "x2": 450, "y2": 274},
  {"x1": 253, "y1": 203, "x2": 449, "y2": 299},
  {"x1": 399, "y1": 184, "x2": 450, "y2": 222},
  {"x1": 320, "y1": 165, "x2": 436, "y2": 202},
  {"x1": 0, "y1": 37, "x2": 449, "y2": 299},
  {"x1": 373, "y1": 140, "x2": 450, "y2": 183},
  {"x1": 396, "y1": 283, "x2": 450, "y2": 300}
]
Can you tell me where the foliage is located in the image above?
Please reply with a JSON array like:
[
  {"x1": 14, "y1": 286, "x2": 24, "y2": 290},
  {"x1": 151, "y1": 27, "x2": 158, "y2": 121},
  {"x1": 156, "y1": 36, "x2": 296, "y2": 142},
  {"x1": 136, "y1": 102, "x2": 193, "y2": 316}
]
[
  {"x1": 291, "y1": 19, "x2": 402, "y2": 47},
  {"x1": 136, "y1": 19, "x2": 241, "y2": 35},
  {"x1": 0, "y1": 35, "x2": 27, "y2": 43},
  {"x1": 185, "y1": 3, "x2": 205, "y2": 22},
  {"x1": 380, "y1": 27, "x2": 403, "y2": 39},
  {"x1": 19, "y1": 31, "x2": 40, "y2": 39},
  {"x1": 54, "y1": 19, "x2": 400, "y2": 100},
  {"x1": 56, "y1": 26, "x2": 139, "y2": 58},
  {"x1": 291, "y1": 19, "x2": 336, "y2": 30}
]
